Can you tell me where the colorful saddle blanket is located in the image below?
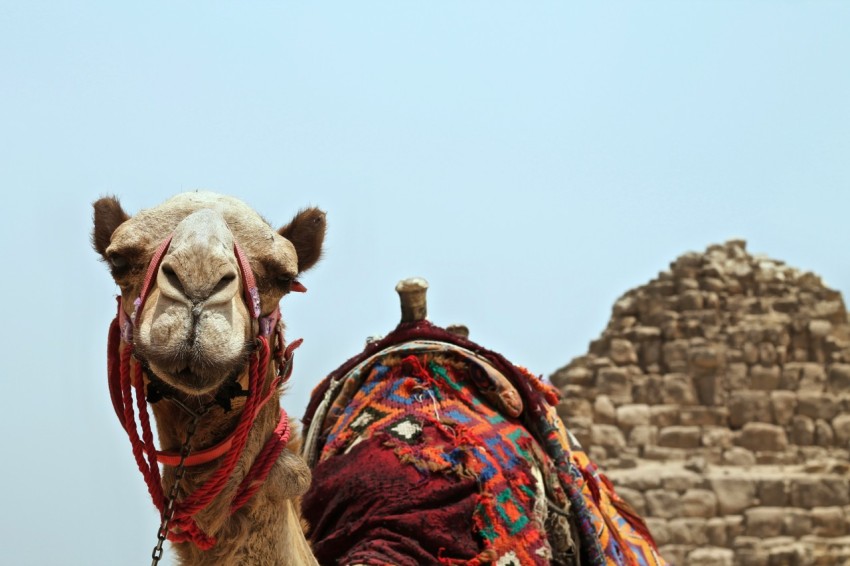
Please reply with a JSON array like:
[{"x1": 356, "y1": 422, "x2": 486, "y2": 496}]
[{"x1": 301, "y1": 321, "x2": 666, "y2": 566}]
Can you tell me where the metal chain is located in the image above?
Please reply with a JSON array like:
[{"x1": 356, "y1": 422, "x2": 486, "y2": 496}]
[{"x1": 151, "y1": 401, "x2": 210, "y2": 566}]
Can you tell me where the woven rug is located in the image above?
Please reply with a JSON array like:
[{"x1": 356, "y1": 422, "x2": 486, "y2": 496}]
[{"x1": 301, "y1": 321, "x2": 666, "y2": 566}]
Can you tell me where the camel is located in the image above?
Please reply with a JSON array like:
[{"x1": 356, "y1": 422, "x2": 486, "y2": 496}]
[
  {"x1": 93, "y1": 191, "x2": 665, "y2": 566},
  {"x1": 93, "y1": 192, "x2": 324, "y2": 565}
]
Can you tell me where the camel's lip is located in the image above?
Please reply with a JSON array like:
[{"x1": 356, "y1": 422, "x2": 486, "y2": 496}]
[
  {"x1": 135, "y1": 339, "x2": 252, "y2": 395},
  {"x1": 152, "y1": 360, "x2": 247, "y2": 396}
]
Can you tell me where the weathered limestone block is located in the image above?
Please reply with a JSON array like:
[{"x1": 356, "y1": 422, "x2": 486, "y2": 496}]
[
  {"x1": 691, "y1": 344, "x2": 724, "y2": 370},
  {"x1": 733, "y1": 536, "x2": 769, "y2": 566},
  {"x1": 556, "y1": 397, "x2": 593, "y2": 421},
  {"x1": 706, "y1": 517, "x2": 729, "y2": 547},
  {"x1": 814, "y1": 419, "x2": 834, "y2": 447},
  {"x1": 791, "y1": 415, "x2": 815, "y2": 446},
  {"x1": 758, "y1": 478, "x2": 788, "y2": 507},
  {"x1": 726, "y1": 362, "x2": 749, "y2": 390},
  {"x1": 743, "y1": 342, "x2": 760, "y2": 365},
  {"x1": 759, "y1": 342, "x2": 778, "y2": 365},
  {"x1": 751, "y1": 364, "x2": 781, "y2": 390},
  {"x1": 597, "y1": 368, "x2": 633, "y2": 403},
  {"x1": 701, "y1": 274, "x2": 726, "y2": 292},
  {"x1": 798, "y1": 363, "x2": 827, "y2": 392},
  {"x1": 591, "y1": 424, "x2": 626, "y2": 450},
  {"x1": 725, "y1": 347, "x2": 743, "y2": 364},
  {"x1": 609, "y1": 338, "x2": 638, "y2": 366},
  {"x1": 563, "y1": 383, "x2": 595, "y2": 402},
  {"x1": 687, "y1": 547, "x2": 734, "y2": 566},
  {"x1": 771, "y1": 390, "x2": 797, "y2": 426},
  {"x1": 628, "y1": 424, "x2": 658, "y2": 448},
  {"x1": 775, "y1": 344, "x2": 788, "y2": 365},
  {"x1": 756, "y1": 451, "x2": 800, "y2": 466},
  {"x1": 658, "y1": 426, "x2": 702, "y2": 449},
  {"x1": 658, "y1": 545, "x2": 687, "y2": 566},
  {"x1": 680, "y1": 289, "x2": 705, "y2": 311},
  {"x1": 828, "y1": 363, "x2": 850, "y2": 393},
  {"x1": 766, "y1": 542, "x2": 812, "y2": 566},
  {"x1": 695, "y1": 372, "x2": 726, "y2": 406},
  {"x1": 646, "y1": 489, "x2": 682, "y2": 519},
  {"x1": 809, "y1": 506, "x2": 846, "y2": 537},
  {"x1": 782, "y1": 508, "x2": 812, "y2": 538},
  {"x1": 745, "y1": 507, "x2": 786, "y2": 538},
  {"x1": 589, "y1": 445, "x2": 607, "y2": 463},
  {"x1": 550, "y1": 365, "x2": 594, "y2": 388},
  {"x1": 616, "y1": 403, "x2": 650, "y2": 427},
  {"x1": 645, "y1": 518, "x2": 669, "y2": 546},
  {"x1": 832, "y1": 414, "x2": 850, "y2": 447},
  {"x1": 606, "y1": 467, "x2": 664, "y2": 493},
  {"x1": 588, "y1": 356, "x2": 614, "y2": 370},
  {"x1": 797, "y1": 392, "x2": 839, "y2": 421},
  {"x1": 813, "y1": 300, "x2": 846, "y2": 324},
  {"x1": 809, "y1": 319, "x2": 833, "y2": 338},
  {"x1": 729, "y1": 391, "x2": 772, "y2": 428},
  {"x1": 593, "y1": 395, "x2": 617, "y2": 424},
  {"x1": 703, "y1": 426, "x2": 733, "y2": 449},
  {"x1": 680, "y1": 407, "x2": 729, "y2": 427},
  {"x1": 668, "y1": 517, "x2": 709, "y2": 545},
  {"x1": 725, "y1": 514, "x2": 745, "y2": 541},
  {"x1": 660, "y1": 468, "x2": 703, "y2": 492},
  {"x1": 790, "y1": 476, "x2": 850, "y2": 508},
  {"x1": 662, "y1": 340, "x2": 690, "y2": 373},
  {"x1": 643, "y1": 446, "x2": 693, "y2": 462},
  {"x1": 681, "y1": 488, "x2": 719, "y2": 518},
  {"x1": 650, "y1": 405, "x2": 680, "y2": 427},
  {"x1": 737, "y1": 422, "x2": 788, "y2": 452},
  {"x1": 723, "y1": 447, "x2": 756, "y2": 467},
  {"x1": 711, "y1": 476, "x2": 756, "y2": 515},
  {"x1": 660, "y1": 373, "x2": 699, "y2": 405},
  {"x1": 640, "y1": 339, "x2": 662, "y2": 370}
]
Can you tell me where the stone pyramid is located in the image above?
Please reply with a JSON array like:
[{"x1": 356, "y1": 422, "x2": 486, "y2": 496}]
[{"x1": 552, "y1": 239, "x2": 850, "y2": 565}]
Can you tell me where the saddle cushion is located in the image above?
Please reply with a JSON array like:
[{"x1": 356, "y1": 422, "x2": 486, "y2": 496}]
[{"x1": 301, "y1": 322, "x2": 666, "y2": 566}]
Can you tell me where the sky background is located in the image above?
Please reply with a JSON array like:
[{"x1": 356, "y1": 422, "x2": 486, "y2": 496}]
[{"x1": 1, "y1": 1, "x2": 848, "y2": 564}]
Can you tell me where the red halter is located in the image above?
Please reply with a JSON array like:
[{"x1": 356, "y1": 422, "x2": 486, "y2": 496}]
[{"x1": 106, "y1": 233, "x2": 305, "y2": 549}]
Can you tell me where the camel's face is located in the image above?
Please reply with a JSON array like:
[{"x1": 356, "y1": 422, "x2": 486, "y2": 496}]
[{"x1": 93, "y1": 191, "x2": 325, "y2": 394}]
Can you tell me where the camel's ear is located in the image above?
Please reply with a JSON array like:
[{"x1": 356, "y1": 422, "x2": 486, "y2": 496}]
[
  {"x1": 92, "y1": 196, "x2": 130, "y2": 258},
  {"x1": 278, "y1": 207, "x2": 326, "y2": 273}
]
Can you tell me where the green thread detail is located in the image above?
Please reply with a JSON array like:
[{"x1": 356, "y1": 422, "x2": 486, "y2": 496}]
[
  {"x1": 507, "y1": 429, "x2": 531, "y2": 460},
  {"x1": 475, "y1": 502, "x2": 498, "y2": 542},
  {"x1": 496, "y1": 488, "x2": 529, "y2": 535}
]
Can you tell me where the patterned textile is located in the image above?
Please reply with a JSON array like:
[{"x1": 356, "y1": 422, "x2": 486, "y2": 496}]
[{"x1": 301, "y1": 322, "x2": 666, "y2": 566}]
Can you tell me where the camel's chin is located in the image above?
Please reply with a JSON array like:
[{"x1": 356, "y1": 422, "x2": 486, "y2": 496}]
[{"x1": 147, "y1": 360, "x2": 244, "y2": 396}]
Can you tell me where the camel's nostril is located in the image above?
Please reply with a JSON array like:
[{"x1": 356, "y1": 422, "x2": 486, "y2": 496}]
[
  {"x1": 161, "y1": 264, "x2": 186, "y2": 297},
  {"x1": 211, "y1": 273, "x2": 237, "y2": 297}
]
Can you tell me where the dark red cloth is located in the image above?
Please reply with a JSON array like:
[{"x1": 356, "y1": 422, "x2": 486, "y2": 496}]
[{"x1": 302, "y1": 427, "x2": 480, "y2": 565}]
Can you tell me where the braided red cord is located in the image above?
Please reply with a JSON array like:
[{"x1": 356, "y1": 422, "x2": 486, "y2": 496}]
[
  {"x1": 172, "y1": 339, "x2": 268, "y2": 518},
  {"x1": 133, "y1": 358, "x2": 164, "y2": 506},
  {"x1": 231, "y1": 411, "x2": 291, "y2": 512},
  {"x1": 118, "y1": 327, "x2": 291, "y2": 549},
  {"x1": 120, "y1": 344, "x2": 165, "y2": 509}
]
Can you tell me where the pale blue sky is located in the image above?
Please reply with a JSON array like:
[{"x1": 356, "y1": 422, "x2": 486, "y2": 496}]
[{"x1": 1, "y1": 2, "x2": 848, "y2": 564}]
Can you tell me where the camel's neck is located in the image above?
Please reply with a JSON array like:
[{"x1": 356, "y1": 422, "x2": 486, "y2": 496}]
[{"x1": 151, "y1": 387, "x2": 317, "y2": 566}]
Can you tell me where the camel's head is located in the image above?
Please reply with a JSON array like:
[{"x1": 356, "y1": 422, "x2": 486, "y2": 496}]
[{"x1": 92, "y1": 191, "x2": 325, "y2": 395}]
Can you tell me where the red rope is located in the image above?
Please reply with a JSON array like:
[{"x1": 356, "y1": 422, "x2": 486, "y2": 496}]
[
  {"x1": 174, "y1": 338, "x2": 268, "y2": 518},
  {"x1": 231, "y1": 411, "x2": 291, "y2": 513},
  {"x1": 119, "y1": 334, "x2": 288, "y2": 549},
  {"x1": 120, "y1": 344, "x2": 165, "y2": 509}
]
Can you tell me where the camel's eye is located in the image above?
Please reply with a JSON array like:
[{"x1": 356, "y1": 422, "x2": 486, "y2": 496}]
[
  {"x1": 109, "y1": 253, "x2": 129, "y2": 269},
  {"x1": 277, "y1": 275, "x2": 293, "y2": 292}
]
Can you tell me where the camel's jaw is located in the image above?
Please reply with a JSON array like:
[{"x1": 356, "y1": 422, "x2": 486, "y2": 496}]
[
  {"x1": 139, "y1": 348, "x2": 250, "y2": 396},
  {"x1": 134, "y1": 293, "x2": 253, "y2": 395}
]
